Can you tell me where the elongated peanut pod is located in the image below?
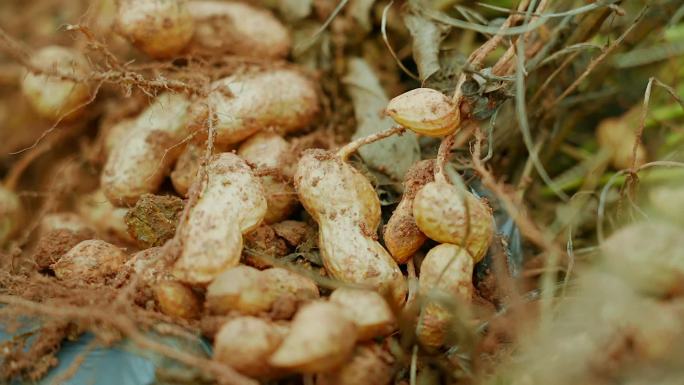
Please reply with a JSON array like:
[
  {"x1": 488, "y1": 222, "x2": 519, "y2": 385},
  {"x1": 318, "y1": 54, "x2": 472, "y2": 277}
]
[
  {"x1": 0, "y1": 186, "x2": 21, "y2": 248},
  {"x1": 417, "y1": 244, "x2": 474, "y2": 349},
  {"x1": 413, "y1": 181, "x2": 493, "y2": 262},
  {"x1": 52, "y1": 240, "x2": 129, "y2": 284},
  {"x1": 269, "y1": 301, "x2": 357, "y2": 373},
  {"x1": 116, "y1": 0, "x2": 195, "y2": 58},
  {"x1": 238, "y1": 132, "x2": 297, "y2": 224},
  {"x1": 316, "y1": 343, "x2": 394, "y2": 385},
  {"x1": 173, "y1": 153, "x2": 266, "y2": 284},
  {"x1": 187, "y1": 1, "x2": 291, "y2": 58},
  {"x1": 384, "y1": 160, "x2": 435, "y2": 263},
  {"x1": 205, "y1": 69, "x2": 319, "y2": 145},
  {"x1": 102, "y1": 93, "x2": 194, "y2": 206},
  {"x1": 329, "y1": 288, "x2": 396, "y2": 341},
  {"x1": 295, "y1": 149, "x2": 407, "y2": 305},
  {"x1": 21, "y1": 46, "x2": 92, "y2": 121},
  {"x1": 386, "y1": 88, "x2": 460, "y2": 137},
  {"x1": 214, "y1": 316, "x2": 289, "y2": 378}
]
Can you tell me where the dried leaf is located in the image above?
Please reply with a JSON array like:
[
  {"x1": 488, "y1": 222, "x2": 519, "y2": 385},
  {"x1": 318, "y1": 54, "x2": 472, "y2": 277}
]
[
  {"x1": 343, "y1": 58, "x2": 421, "y2": 183},
  {"x1": 403, "y1": 12, "x2": 450, "y2": 81}
]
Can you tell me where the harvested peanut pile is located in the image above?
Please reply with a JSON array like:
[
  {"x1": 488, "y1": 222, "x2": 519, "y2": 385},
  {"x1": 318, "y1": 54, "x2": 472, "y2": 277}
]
[{"x1": 2, "y1": 1, "x2": 684, "y2": 384}]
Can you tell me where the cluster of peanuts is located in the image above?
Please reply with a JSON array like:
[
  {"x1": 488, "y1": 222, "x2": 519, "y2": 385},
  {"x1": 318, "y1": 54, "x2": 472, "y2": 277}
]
[{"x1": 1, "y1": 0, "x2": 497, "y2": 383}]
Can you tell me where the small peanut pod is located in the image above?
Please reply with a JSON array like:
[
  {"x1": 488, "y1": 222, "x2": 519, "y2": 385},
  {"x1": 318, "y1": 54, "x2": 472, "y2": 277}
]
[
  {"x1": 213, "y1": 316, "x2": 289, "y2": 378},
  {"x1": 187, "y1": 1, "x2": 291, "y2": 58},
  {"x1": 52, "y1": 240, "x2": 129, "y2": 284},
  {"x1": 102, "y1": 92, "x2": 194, "y2": 206},
  {"x1": 116, "y1": 0, "x2": 195, "y2": 58},
  {"x1": 386, "y1": 88, "x2": 460, "y2": 137},
  {"x1": 126, "y1": 246, "x2": 171, "y2": 285},
  {"x1": 206, "y1": 69, "x2": 319, "y2": 145},
  {"x1": 170, "y1": 141, "x2": 203, "y2": 197},
  {"x1": 75, "y1": 189, "x2": 134, "y2": 243},
  {"x1": 383, "y1": 160, "x2": 435, "y2": 263},
  {"x1": 39, "y1": 213, "x2": 92, "y2": 235},
  {"x1": 269, "y1": 301, "x2": 358, "y2": 373},
  {"x1": 154, "y1": 280, "x2": 202, "y2": 319},
  {"x1": 173, "y1": 153, "x2": 267, "y2": 284},
  {"x1": 316, "y1": 343, "x2": 394, "y2": 385},
  {"x1": 596, "y1": 112, "x2": 647, "y2": 170},
  {"x1": 329, "y1": 288, "x2": 396, "y2": 341},
  {"x1": 295, "y1": 149, "x2": 407, "y2": 305},
  {"x1": 206, "y1": 265, "x2": 319, "y2": 316},
  {"x1": 413, "y1": 181, "x2": 493, "y2": 262},
  {"x1": 0, "y1": 186, "x2": 22, "y2": 248},
  {"x1": 416, "y1": 244, "x2": 474, "y2": 349},
  {"x1": 21, "y1": 46, "x2": 92, "y2": 121},
  {"x1": 238, "y1": 132, "x2": 297, "y2": 224}
]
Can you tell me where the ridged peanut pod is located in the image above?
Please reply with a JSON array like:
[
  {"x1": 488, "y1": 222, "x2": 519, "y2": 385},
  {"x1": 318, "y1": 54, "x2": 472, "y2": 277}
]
[
  {"x1": 116, "y1": 0, "x2": 195, "y2": 58},
  {"x1": 238, "y1": 132, "x2": 297, "y2": 224},
  {"x1": 102, "y1": 93, "x2": 194, "y2": 206},
  {"x1": 386, "y1": 88, "x2": 460, "y2": 137},
  {"x1": 206, "y1": 265, "x2": 319, "y2": 316},
  {"x1": 269, "y1": 301, "x2": 357, "y2": 373},
  {"x1": 52, "y1": 240, "x2": 129, "y2": 284},
  {"x1": 416, "y1": 244, "x2": 474, "y2": 349},
  {"x1": 21, "y1": 46, "x2": 92, "y2": 121},
  {"x1": 0, "y1": 186, "x2": 21, "y2": 248},
  {"x1": 172, "y1": 153, "x2": 267, "y2": 284},
  {"x1": 316, "y1": 343, "x2": 394, "y2": 385},
  {"x1": 187, "y1": 1, "x2": 291, "y2": 58},
  {"x1": 413, "y1": 181, "x2": 494, "y2": 262},
  {"x1": 329, "y1": 288, "x2": 396, "y2": 341},
  {"x1": 213, "y1": 316, "x2": 289, "y2": 378},
  {"x1": 205, "y1": 69, "x2": 319, "y2": 145},
  {"x1": 294, "y1": 149, "x2": 407, "y2": 305},
  {"x1": 153, "y1": 280, "x2": 202, "y2": 319},
  {"x1": 383, "y1": 160, "x2": 435, "y2": 263}
]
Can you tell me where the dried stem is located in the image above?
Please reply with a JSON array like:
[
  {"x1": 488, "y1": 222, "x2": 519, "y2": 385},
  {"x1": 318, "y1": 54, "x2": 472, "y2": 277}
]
[{"x1": 336, "y1": 125, "x2": 405, "y2": 161}]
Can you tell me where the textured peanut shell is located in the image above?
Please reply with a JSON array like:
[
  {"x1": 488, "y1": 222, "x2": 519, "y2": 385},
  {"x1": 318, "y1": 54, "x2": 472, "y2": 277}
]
[
  {"x1": 170, "y1": 142, "x2": 202, "y2": 197},
  {"x1": 384, "y1": 160, "x2": 434, "y2": 263},
  {"x1": 269, "y1": 301, "x2": 357, "y2": 373},
  {"x1": 103, "y1": 118, "x2": 136, "y2": 157},
  {"x1": 102, "y1": 93, "x2": 194, "y2": 206},
  {"x1": 413, "y1": 181, "x2": 493, "y2": 262},
  {"x1": 295, "y1": 150, "x2": 407, "y2": 305},
  {"x1": 416, "y1": 244, "x2": 474, "y2": 349},
  {"x1": 126, "y1": 247, "x2": 171, "y2": 285},
  {"x1": 206, "y1": 265, "x2": 319, "y2": 316},
  {"x1": 52, "y1": 240, "x2": 129, "y2": 284},
  {"x1": 116, "y1": 0, "x2": 195, "y2": 58},
  {"x1": 329, "y1": 288, "x2": 396, "y2": 341},
  {"x1": 239, "y1": 132, "x2": 297, "y2": 223},
  {"x1": 316, "y1": 343, "x2": 394, "y2": 385},
  {"x1": 187, "y1": 1, "x2": 290, "y2": 58},
  {"x1": 386, "y1": 88, "x2": 460, "y2": 137},
  {"x1": 21, "y1": 46, "x2": 91, "y2": 121},
  {"x1": 206, "y1": 69, "x2": 319, "y2": 145},
  {"x1": 0, "y1": 186, "x2": 22, "y2": 247},
  {"x1": 154, "y1": 280, "x2": 201, "y2": 319},
  {"x1": 214, "y1": 316, "x2": 288, "y2": 378},
  {"x1": 75, "y1": 189, "x2": 133, "y2": 243},
  {"x1": 173, "y1": 153, "x2": 267, "y2": 284}
]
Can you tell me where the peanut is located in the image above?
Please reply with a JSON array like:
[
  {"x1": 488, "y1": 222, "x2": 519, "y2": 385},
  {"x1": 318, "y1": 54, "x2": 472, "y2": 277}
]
[
  {"x1": 329, "y1": 288, "x2": 396, "y2": 341},
  {"x1": 596, "y1": 111, "x2": 647, "y2": 170},
  {"x1": 295, "y1": 149, "x2": 407, "y2": 305},
  {"x1": 75, "y1": 189, "x2": 134, "y2": 244},
  {"x1": 34, "y1": 214, "x2": 95, "y2": 270},
  {"x1": 386, "y1": 88, "x2": 460, "y2": 137},
  {"x1": 172, "y1": 153, "x2": 266, "y2": 284},
  {"x1": 416, "y1": 244, "x2": 474, "y2": 349},
  {"x1": 383, "y1": 159, "x2": 435, "y2": 263},
  {"x1": 213, "y1": 316, "x2": 289, "y2": 378},
  {"x1": 238, "y1": 132, "x2": 297, "y2": 224},
  {"x1": 116, "y1": 0, "x2": 195, "y2": 58},
  {"x1": 187, "y1": 1, "x2": 291, "y2": 58},
  {"x1": 0, "y1": 186, "x2": 21, "y2": 248},
  {"x1": 127, "y1": 246, "x2": 170, "y2": 285},
  {"x1": 154, "y1": 280, "x2": 202, "y2": 319},
  {"x1": 206, "y1": 265, "x2": 319, "y2": 317},
  {"x1": 102, "y1": 92, "x2": 194, "y2": 206},
  {"x1": 413, "y1": 180, "x2": 494, "y2": 262},
  {"x1": 269, "y1": 301, "x2": 357, "y2": 373},
  {"x1": 316, "y1": 343, "x2": 394, "y2": 385},
  {"x1": 21, "y1": 46, "x2": 92, "y2": 121},
  {"x1": 39, "y1": 213, "x2": 93, "y2": 235},
  {"x1": 170, "y1": 141, "x2": 203, "y2": 197},
  {"x1": 205, "y1": 69, "x2": 319, "y2": 145},
  {"x1": 52, "y1": 240, "x2": 129, "y2": 284}
]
